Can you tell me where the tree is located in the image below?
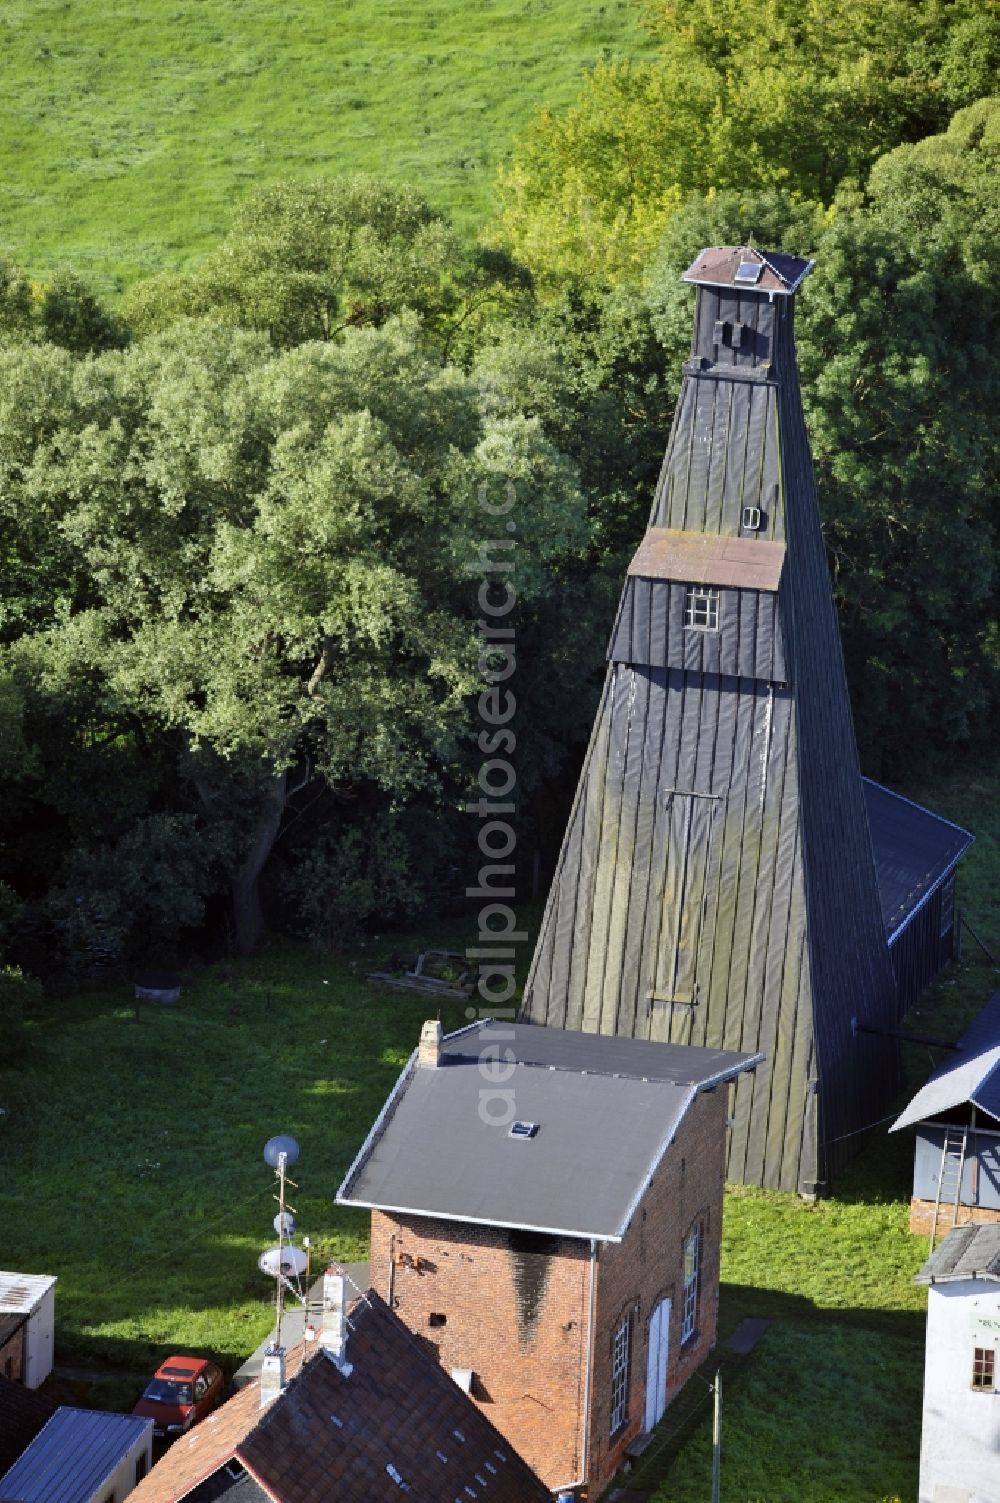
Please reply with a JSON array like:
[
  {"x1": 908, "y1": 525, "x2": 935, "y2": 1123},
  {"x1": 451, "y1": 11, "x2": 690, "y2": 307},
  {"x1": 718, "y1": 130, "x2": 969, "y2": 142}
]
[
  {"x1": 123, "y1": 176, "x2": 530, "y2": 354},
  {"x1": 497, "y1": 0, "x2": 998, "y2": 287},
  {"x1": 0, "y1": 315, "x2": 587, "y2": 954}
]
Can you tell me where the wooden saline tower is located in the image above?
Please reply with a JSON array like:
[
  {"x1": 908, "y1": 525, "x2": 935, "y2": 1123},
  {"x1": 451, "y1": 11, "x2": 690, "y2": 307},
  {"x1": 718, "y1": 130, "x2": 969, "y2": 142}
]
[{"x1": 522, "y1": 246, "x2": 905, "y2": 1195}]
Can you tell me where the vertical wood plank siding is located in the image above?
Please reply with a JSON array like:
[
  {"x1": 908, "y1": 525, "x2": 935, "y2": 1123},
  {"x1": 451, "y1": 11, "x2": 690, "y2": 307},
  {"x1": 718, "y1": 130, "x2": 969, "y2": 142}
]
[{"x1": 522, "y1": 264, "x2": 900, "y2": 1193}]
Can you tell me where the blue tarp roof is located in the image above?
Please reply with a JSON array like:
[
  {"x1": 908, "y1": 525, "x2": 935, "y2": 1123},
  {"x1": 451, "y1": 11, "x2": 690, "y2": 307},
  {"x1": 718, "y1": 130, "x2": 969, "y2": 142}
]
[
  {"x1": 862, "y1": 778, "x2": 972, "y2": 942},
  {"x1": 891, "y1": 988, "x2": 1000, "y2": 1132}
]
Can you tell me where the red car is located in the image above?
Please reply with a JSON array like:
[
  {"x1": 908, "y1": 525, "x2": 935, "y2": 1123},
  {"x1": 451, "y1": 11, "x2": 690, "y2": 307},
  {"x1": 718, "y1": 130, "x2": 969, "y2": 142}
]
[{"x1": 133, "y1": 1355, "x2": 225, "y2": 1437}]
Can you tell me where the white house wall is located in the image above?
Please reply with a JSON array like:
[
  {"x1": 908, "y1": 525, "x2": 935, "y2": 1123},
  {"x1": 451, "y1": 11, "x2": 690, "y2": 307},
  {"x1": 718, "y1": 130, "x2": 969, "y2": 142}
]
[
  {"x1": 24, "y1": 1283, "x2": 55, "y2": 1388},
  {"x1": 921, "y1": 1279, "x2": 1000, "y2": 1503}
]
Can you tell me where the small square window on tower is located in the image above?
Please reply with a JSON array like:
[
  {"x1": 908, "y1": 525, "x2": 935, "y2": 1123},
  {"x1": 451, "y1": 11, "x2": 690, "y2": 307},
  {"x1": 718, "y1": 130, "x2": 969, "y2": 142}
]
[{"x1": 684, "y1": 586, "x2": 719, "y2": 632}]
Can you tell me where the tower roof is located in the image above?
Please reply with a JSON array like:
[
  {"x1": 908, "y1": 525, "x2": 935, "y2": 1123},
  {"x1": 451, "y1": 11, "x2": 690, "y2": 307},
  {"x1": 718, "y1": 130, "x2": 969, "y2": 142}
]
[{"x1": 682, "y1": 245, "x2": 813, "y2": 295}]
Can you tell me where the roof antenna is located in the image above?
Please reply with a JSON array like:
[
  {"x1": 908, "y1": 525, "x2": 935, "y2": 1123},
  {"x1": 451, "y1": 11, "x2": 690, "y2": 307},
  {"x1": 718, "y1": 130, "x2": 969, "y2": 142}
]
[{"x1": 259, "y1": 1136, "x2": 308, "y2": 1351}]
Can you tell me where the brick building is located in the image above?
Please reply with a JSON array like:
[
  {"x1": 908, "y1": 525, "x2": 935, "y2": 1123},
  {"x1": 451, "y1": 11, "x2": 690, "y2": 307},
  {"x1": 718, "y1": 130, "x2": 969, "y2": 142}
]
[{"x1": 337, "y1": 1019, "x2": 760, "y2": 1498}]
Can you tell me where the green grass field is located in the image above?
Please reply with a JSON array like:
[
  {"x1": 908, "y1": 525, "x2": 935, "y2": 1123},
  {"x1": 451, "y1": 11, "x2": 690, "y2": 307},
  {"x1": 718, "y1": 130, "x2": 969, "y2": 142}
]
[
  {"x1": 0, "y1": 0, "x2": 649, "y2": 291},
  {"x1": 2, "y1": 765, "x2": 997, "y2": 1497}
]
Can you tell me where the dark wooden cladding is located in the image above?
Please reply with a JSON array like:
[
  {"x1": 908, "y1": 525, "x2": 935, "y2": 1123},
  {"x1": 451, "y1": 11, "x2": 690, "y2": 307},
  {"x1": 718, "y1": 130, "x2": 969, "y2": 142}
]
[
  {"x1": 523, "y1": 250, "x2": 901, "y2": 1194},
  {"x1": 608, "y1": 579, "x2": 786, "y2": 684}
]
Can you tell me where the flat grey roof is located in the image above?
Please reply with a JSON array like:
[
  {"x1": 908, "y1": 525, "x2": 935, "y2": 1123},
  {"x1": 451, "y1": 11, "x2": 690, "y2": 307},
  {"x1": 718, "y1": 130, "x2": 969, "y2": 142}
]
[
  {"x1": 891, "y1": 987, "x2": 1000, "y2": 1132},
  {"x1": 0, "y1": 1407, "x2": 151, "y2": 1503},
  {"x1": 916, "y1": 1224, "x2": 1000, "y2": 1285},
  {"x1": 338, "y1": 1022, "x2": 761, "y2": 1241}
]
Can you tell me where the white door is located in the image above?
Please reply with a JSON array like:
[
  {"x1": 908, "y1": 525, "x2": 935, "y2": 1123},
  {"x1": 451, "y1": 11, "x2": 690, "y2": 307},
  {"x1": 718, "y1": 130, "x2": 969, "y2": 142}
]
[{"x1": 644, "y1": 1297, "x2": 670, "y2": 1432}]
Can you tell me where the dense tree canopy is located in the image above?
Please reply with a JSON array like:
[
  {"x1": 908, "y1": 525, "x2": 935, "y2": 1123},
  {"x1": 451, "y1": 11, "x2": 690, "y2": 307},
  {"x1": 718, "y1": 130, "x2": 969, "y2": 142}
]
[
  {"x1": 498, "y1": 0, "x2": 998, "y2": 284},
  {"x1": 0, "y1": 315, "x2": 587, "y2": 962}
]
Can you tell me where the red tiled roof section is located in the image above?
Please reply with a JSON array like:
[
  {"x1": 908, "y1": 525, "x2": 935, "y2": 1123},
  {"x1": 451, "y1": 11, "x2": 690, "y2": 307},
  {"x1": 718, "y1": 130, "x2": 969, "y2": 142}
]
[
  {"x1": 627, "y1": 528, "x2": 786, "y2": 592},
  {"x1": 0, "y1": 1373, "x2": 58, "y2": 1477},
  {"x1": 240, "y1": 1292, "x2": 550, "y2": 1502},
  {"x1": 129, "y1": 1344, "x2": 306, "y2": 1503}
]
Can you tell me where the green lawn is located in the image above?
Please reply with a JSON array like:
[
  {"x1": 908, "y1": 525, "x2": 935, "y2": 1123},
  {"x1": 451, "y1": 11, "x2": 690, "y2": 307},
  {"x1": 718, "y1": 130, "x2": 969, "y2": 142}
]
[
  {"x1": 0, "y1": 0, "x2": 650, "y2": 291},
  {"x1": 3, "y1": 766, "x2": 997, "y2": 1497}
]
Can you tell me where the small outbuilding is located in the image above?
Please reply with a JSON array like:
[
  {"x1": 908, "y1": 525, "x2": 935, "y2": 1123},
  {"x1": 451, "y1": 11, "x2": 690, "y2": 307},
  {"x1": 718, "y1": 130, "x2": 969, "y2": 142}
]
[
  {"x1": 0, "y1": 1406, "x2": 153, "y2": 1503},
  {"x1": 0, "y1": 1271, "x2": 57, "y2": 1388},
  {"x1": 915, "y1": 1224, "x2": 1000, "y2": 1503},
  {"x1": 890, "y1": 988, "x2": 1000, "y2": 1241},
  {"x1": 337, "y1": 1018, "x2": 762, "y2": 1498}
]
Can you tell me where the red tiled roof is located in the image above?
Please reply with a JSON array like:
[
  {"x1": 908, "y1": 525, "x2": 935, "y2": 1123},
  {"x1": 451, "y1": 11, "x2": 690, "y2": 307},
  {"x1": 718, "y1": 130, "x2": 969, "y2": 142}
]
[
  {"x1": 129, "y1": 1345, "x2": 306, "y2": 1503},
  {"x1": 132, "y1": 1292, "x2": 549, "y2": 1503},
  {"x1": 0, "y1": 1374, "x2": 58, "y2": 1477}
]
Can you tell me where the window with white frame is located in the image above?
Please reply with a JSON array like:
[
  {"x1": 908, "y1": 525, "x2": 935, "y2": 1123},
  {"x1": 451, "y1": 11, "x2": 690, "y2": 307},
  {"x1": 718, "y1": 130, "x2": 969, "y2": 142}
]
[
  {"x1": 610, "y1": 1314, "x2": 631, "y2": 1435},
  {"x1": 684, "y1": 585, "x2": 719, "y2": 631},
  {"x1": 973, "y1": 1346, "x2": 996, "y2": 1391},
  {"x1": 681, "y1": 1226, "x2": 700, "y2": 1343}
]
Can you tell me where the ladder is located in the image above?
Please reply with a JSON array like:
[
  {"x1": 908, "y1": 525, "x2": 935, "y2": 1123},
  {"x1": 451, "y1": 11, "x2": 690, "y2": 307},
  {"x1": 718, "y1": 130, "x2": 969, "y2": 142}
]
[{"x1": 928, "y1": 1125, "x2": 969, "y2": 1253}]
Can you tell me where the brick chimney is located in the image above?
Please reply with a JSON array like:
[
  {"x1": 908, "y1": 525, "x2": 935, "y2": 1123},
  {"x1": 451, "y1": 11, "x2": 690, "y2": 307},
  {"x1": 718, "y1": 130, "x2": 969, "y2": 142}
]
[
  {"x1": 320, "y1": 1267, "x2": 352, "y2": 1374},
  {"x1": 418, "y1": 1018, "x2": 442, "y2": 1068}
]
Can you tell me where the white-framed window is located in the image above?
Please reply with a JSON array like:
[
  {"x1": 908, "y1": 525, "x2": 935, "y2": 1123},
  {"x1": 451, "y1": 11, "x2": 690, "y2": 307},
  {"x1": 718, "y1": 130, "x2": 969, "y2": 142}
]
[
  {"x1": 973, "y1": 1346, "x2": 996, "y2": 1391},
  {"x1": 681, "y1": 1226, "x2": 700, "y2": 1343},
  {"x1": 684, "y1": 585, "x2": 719, "y2": 632},
  {"x1": 610, "y1": 1314, "x2": 631, "y2": 1435}
]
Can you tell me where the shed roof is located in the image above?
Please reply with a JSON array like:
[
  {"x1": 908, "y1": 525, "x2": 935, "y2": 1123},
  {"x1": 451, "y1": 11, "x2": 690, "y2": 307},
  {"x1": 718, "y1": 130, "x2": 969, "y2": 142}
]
[
  {"x1": 862, "y1": 779, "x2": 972, "y2": 943},
  {"x1": 0, "y1": 1375, "x2": 57, "y2": 1478},
  {"x1": 0, "y1": 1407, "x2": 151, "y2": 1503},
  {"x1": 0, "y1": 1272, "x2": 56, "y2": 1317},
  {"x1": 131, "y1": 1293, "x2": 550, "y2": 1503},
  {"x1": 890, "y1": 988, "x2": 1000, "y2": 1132},
  {"x1": 627, "y1": 528, "x2": 785, "y2": 592},
  {"x1": 337, "y1": 1022, "x2": 761, "y2": 1241},
  {"x1": 915, "y1": 1224, "x2": 1000, "y2": 1285},
  {"x1": 681, "y1": 246, "x2": 813, "y2": 295}
]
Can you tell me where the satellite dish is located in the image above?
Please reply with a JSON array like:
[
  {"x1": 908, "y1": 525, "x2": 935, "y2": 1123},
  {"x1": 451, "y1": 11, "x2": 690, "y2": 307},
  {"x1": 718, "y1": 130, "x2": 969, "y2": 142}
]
[
  {"x1": 258, "y1": 1245, "x2": 308, "y2": 1278},
  {"x1": 273, "y1": 1211, "x2": 297, "y2": 1237},
  {"x1": 263, "y1": 1135, "x2": 300, "y2": 1169}
]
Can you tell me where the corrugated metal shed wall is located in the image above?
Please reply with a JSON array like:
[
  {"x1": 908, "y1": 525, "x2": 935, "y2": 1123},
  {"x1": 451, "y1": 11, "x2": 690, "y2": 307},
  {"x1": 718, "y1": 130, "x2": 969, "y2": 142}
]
[{"x1": 522, "y1": 274, "x2": 898, "y2": 1192}]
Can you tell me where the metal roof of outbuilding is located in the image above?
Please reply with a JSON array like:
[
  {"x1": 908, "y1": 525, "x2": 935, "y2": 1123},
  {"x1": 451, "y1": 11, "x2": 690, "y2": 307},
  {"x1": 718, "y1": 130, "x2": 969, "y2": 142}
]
[
  {"x1": 862, "y1": 779, "x2": 972, "y2": 943},
  {"x1": 0, "y1": 1272, "x2": 56, "y2": 1316},
  {"x1": 338, "y1": 1022, "x2": 761, "y2": 1241},
  {"x1": 915, "y1": 1224, "x2": 1000, "y2": 1285},
  {"x1": 0, "y1": 1407, "x2": 152, "y2": 1503},
  {"x1": 891, "y1": 987, "x2": 1000, "y2": 1132}
]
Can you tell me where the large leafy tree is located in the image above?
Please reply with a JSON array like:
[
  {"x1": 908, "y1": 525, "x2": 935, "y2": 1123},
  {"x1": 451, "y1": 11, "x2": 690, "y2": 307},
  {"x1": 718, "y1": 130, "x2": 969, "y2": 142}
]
[
  {"x1": 123, "y1": 176, "x2": 529, "y2": 355},
  {"x1": 498, "y1": 0, "x2": 997, "y2": 286},
  {"x1": 0, "y1": 316, "x2": 586, "y2": 955}
]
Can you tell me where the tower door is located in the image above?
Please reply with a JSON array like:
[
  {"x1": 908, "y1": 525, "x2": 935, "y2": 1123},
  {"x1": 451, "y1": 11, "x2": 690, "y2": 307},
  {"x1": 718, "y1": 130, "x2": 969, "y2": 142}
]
[
  {"x1": 644, "y1": 1296, "x2": 671, "y2": 1432},
  {"x1": 647, "y1": 792, "x2": 720, "y2": 1043}
]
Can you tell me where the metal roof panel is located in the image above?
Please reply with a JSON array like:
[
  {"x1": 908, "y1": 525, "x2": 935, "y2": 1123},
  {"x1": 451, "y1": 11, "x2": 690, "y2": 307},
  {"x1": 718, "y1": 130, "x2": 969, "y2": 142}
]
[
  {"x1": 0, "y1": 1408, "x2": 151, "y2": 1503},
  {"x1": 863, "y1": 779, "x2": 972, "y2": 940}
]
